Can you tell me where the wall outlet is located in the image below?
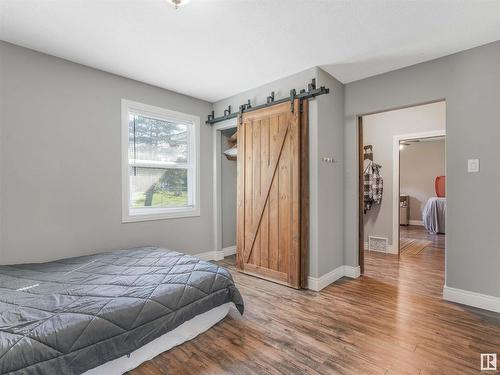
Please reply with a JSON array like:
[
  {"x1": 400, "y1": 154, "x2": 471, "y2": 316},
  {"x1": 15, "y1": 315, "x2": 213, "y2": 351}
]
[{"x1": 468, "y1": 159, "x2": 480, "y2": 173}]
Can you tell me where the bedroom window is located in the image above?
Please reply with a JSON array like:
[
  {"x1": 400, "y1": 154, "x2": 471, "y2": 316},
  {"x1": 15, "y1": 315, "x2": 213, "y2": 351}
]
[{"x1": 121, "y1": 100, "x2": 200, "y2": 222}]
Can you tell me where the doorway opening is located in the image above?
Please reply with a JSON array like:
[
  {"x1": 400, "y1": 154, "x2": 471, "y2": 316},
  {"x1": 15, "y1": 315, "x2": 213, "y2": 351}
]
[
  {"x1": 358, "y1": 101, "x2": 446, "y2": 294},
  {"x1": 398, "y1": 135, "x2": 446, "y2": 258},
  {"x1": 212, "y1": 118, "x2": 238, "y2": 260}
]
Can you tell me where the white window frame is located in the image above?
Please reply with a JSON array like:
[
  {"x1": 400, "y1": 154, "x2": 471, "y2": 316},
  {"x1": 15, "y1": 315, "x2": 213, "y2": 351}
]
[{"x1": 121, "y1": 99, "x2": 200, "y2": 223}]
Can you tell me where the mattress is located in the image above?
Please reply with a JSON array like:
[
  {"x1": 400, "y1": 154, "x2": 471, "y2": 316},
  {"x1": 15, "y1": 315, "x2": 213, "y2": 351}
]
[
  {"x1": 84, "y1": 302, "x2": 232, "y2": 375},
  {"x1": 423, "y1": 197, "x2": 446, "y2": 234},
  {"x1": 0, "y1": 247, "x2": 244, "y2": 375}
]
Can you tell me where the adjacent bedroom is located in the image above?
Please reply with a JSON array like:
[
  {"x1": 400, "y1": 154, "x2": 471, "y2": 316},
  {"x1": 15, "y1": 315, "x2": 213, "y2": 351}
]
[
  {"x1": 1, "y1": 1, "x2": 499, "y2": 374},
  {"x1": 400, "y1": 135, "x2": 446, "y2": 256},
  {"x1": 360, "y1": 101, "x2": 447, "y2": 296}
]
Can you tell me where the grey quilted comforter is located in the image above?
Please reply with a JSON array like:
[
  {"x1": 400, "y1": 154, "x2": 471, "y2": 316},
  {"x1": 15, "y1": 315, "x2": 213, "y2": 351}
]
[{"x1": 0, "y1": 247, "x2": 244, "y2": 375}]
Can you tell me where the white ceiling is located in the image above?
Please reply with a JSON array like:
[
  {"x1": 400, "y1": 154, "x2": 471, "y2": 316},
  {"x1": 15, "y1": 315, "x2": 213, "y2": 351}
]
[{"x1": 1, "y1": 0, "x2": 500, "y2": 102}]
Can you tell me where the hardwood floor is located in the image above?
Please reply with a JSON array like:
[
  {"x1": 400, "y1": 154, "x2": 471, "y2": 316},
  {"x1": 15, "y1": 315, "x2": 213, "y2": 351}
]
[
  {"x1": 400, "y1": 224, "x2": 445, "y2": 250},
  {"x1": 399, "y1": 238, "x2": 432, "y2": 255},
  {"x1": 131, "y1": 245, "x2": 499, "y2": 374},
  {"x1": 400, "y1": 225, "x2": 444, "y2": 257}
]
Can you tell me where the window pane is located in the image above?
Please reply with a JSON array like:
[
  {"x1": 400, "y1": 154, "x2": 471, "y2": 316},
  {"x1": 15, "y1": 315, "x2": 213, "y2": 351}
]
[
  {"x1": 129, "y1": 113, "x2": 189, "y2": 164},
  {"x1": 130, "y1": 167, "x2": 188, "y2": 209}
]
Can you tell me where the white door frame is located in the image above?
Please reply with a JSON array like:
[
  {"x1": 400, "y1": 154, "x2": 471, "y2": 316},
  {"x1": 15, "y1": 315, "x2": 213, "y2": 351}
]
[
  {"x1": 392, "y1": 129, "x2": 446, "y2": 252},
  {"x1": 212, "y1": 118, "x2": 238, "y2": 257}
]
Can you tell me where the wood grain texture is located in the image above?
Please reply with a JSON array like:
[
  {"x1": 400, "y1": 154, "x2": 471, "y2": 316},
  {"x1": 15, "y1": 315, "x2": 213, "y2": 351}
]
[
  {"x1": 399, "y1": 226, "x2": 445, "y2": 256},
  {"x1": 400, "y1": 225, "x2": 445, "y2": 248},
  {"x1": 237, "y1": 100, "x2": 302, "y2": 288},
  {"x1": 300, "y1": 100, "x2": 309, "y2": 288},
  {"x1": 131, "y1": 238, "x2": 500, "y2": 375},
  {"x1": 236, "y1": 115, "x2": 245, "y2": 270},
  {"x1": 400, "y1": 238, "x2": 432, "y2": 255},
  {"x1": 358, "y1": 116, "x2": 365, "y2": 274}
]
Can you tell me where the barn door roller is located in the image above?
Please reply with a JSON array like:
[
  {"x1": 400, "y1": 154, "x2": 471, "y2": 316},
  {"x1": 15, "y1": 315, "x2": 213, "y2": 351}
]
[{"x1": 206, "y1": 78, "x2": 329, "y2": 125}]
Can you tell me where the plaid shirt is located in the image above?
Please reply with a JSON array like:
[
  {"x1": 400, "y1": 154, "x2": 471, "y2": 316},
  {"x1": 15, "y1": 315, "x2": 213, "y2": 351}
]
[{"x1": 364, "y1": 161, "x2": 383, "y2": 213}]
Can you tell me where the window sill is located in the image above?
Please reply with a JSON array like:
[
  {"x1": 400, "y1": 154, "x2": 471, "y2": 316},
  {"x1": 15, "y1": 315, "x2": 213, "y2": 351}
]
[{"x1": 122, "y1": 207, "x2": 200, "y2": 223}]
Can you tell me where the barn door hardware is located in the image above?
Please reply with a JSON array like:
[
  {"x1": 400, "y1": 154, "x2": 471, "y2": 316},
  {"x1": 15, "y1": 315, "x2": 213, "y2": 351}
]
[
  {"x1": 308, "y1": 78, "x2": 316, "y2": 91},
  {"x1": 206, "y1": 78, "x2": 329, "y2": 124},
  {"x1": 267, "y1": 91, "x2": 275, "y2": 104},
  {"x1": 244, "y1": 100, "x2": 252, "y2": 110},
  {"x1": 290, "y1": 89, "x2": 296, "y2": 112}
]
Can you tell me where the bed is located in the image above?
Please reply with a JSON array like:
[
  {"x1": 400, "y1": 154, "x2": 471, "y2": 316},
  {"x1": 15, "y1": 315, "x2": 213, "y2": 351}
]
[
  {"x1": 0, "y1": 247, "x2": 244, "y2": 375},
  {"x1": 423, "y1": 197, "x2": 446, "y2": 234}
]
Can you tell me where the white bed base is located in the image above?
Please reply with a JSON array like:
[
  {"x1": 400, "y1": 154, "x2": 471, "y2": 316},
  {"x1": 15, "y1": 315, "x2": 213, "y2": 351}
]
[{"x1": 83, "y1": 303, "x2": 232, "y2": 375}]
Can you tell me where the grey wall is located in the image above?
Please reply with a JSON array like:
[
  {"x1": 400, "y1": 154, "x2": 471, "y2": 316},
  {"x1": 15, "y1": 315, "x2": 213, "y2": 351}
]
[
  {"x1": 400, "y1": 139, "x2": 446, "y2": 222},
  {"x1": 213, "y1": 68, "x2": 318, "y2": 116},
  {"x1": 345, "y1": 41, "x2": 500, "y2": 297},
  {"x1": 362, "y1": 102, "x2": 445, "y2": 244},
  {"x1": 0, "y1": 42, "x2": 347, "y2": 278},
  {"x1": 2, "y1": 38, "x2": 498, "y2": 299},
  {"x1": 0, "y1": 41, "x2": 214, "y2": 264},
  {"x1": 214, "y1": 67, "x2": 345, "y2": 277},
  {"x1": 315, "y1": 68, "x2": 345, "y2": 276},
  {"x1": 220, "y1": 131, "x2": 237, "y2": 248}
]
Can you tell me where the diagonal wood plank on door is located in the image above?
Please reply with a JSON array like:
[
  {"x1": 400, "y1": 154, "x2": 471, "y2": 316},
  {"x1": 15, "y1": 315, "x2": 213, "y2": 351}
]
[
  {"x1": 237, "y1": 99, "x2": 305, "y2": 288},
  {"x1": 243, "y1": 117, "x2": 289, "y2": 263}
]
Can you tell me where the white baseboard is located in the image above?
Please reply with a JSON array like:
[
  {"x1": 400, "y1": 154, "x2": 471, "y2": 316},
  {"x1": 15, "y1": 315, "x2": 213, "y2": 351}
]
[
  {"x1": 307, "y1": 267, "x2": 344, "y2": 291},
  {"x1": 344, "y1": 265, "x2": 361, "y2": 278},
  {"x1": 408, "y1": 220, "x2": 424, "y2": 226},
  {"x1": 196, "y1": 250, "x2": 225, "y2": 261},
  {"x1": 197, "y1": 248, "x2": 234, "y2": 261},
  {"x1": 307, "y1": 265, "x2": 361, "y2": 291},
  {"x1": 443, "y1": 285, "x2": 500, "y2": 313},
  {"x1": 214, "y1": 251, "x2": 225, "y2": 260},
  {"x1": 222, "y1": 245, "x2": 237, "y2": 257},
  {"x1": 201, "y1": 251, "x2": 361, "y2": 292}
]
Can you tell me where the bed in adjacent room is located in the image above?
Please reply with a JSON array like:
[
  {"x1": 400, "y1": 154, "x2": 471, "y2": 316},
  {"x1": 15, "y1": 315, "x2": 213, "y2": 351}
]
[
  {"x1": 423, "y1": 197, "x2": 446, "y2": 234},
  {"x1": 0, "y1": 247, "x2": 244, "y2": 375},
  {"x1": 423, "y1": 176, "x2": 446, "y2": 234}
]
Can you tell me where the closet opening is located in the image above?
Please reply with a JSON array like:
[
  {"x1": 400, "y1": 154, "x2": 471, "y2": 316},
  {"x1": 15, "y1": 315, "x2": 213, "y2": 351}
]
[{"x1": 213, "y1": 119, "x2": 238, "y2": 260}]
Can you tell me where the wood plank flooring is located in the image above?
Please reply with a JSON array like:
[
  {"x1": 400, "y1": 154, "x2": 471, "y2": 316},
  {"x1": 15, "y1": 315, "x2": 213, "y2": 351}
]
[
  {"x1": 399, "y1": 238, "x2": 433, "y2": 255},
  {"x1": 400, "y1": 225, "x2": 445, "y2": 249},
  {"x1": 131, "y1": 237, "x2": 499, "y2": 375},
  {"x1": 400, "y1": 225, "x2": 444, "y2": 257}
]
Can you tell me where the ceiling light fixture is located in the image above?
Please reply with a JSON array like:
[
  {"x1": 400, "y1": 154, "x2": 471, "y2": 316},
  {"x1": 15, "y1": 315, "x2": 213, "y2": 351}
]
[{"x1": 167, "y1": 0, "x2": 191, "y2": 9}]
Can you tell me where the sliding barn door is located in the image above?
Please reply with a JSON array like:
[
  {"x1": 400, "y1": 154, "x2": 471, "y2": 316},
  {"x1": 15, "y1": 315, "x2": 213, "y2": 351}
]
[{"x1": 236, "y1": 99, "x2": 307, "y2": 288}]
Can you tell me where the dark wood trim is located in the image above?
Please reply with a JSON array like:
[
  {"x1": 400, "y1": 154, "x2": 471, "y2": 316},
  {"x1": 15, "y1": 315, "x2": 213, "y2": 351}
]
[
  {"x1": 397, "y1": 140, "x2": 401, "y2": 260},
  {"x1": 358, "y1": 116, "x2": 364, "y2": 274},
  {"x1": 300, "y1": 99, "x2": 309, "y2": 288},
  {"x1": 236, "y1": 115, "x2": 245, "y2": 270}
]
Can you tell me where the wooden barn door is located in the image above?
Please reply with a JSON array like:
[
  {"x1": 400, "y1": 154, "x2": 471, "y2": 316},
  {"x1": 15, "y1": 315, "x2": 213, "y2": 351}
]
[{"x1": 236, "y1": 99, "x2": 307, "y2": 288}]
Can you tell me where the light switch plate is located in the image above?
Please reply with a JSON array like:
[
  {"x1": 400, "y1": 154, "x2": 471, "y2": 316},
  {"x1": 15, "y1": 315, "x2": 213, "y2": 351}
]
[{"x1": 468, "y1": 159, "x2": 480, "y2": 173}]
